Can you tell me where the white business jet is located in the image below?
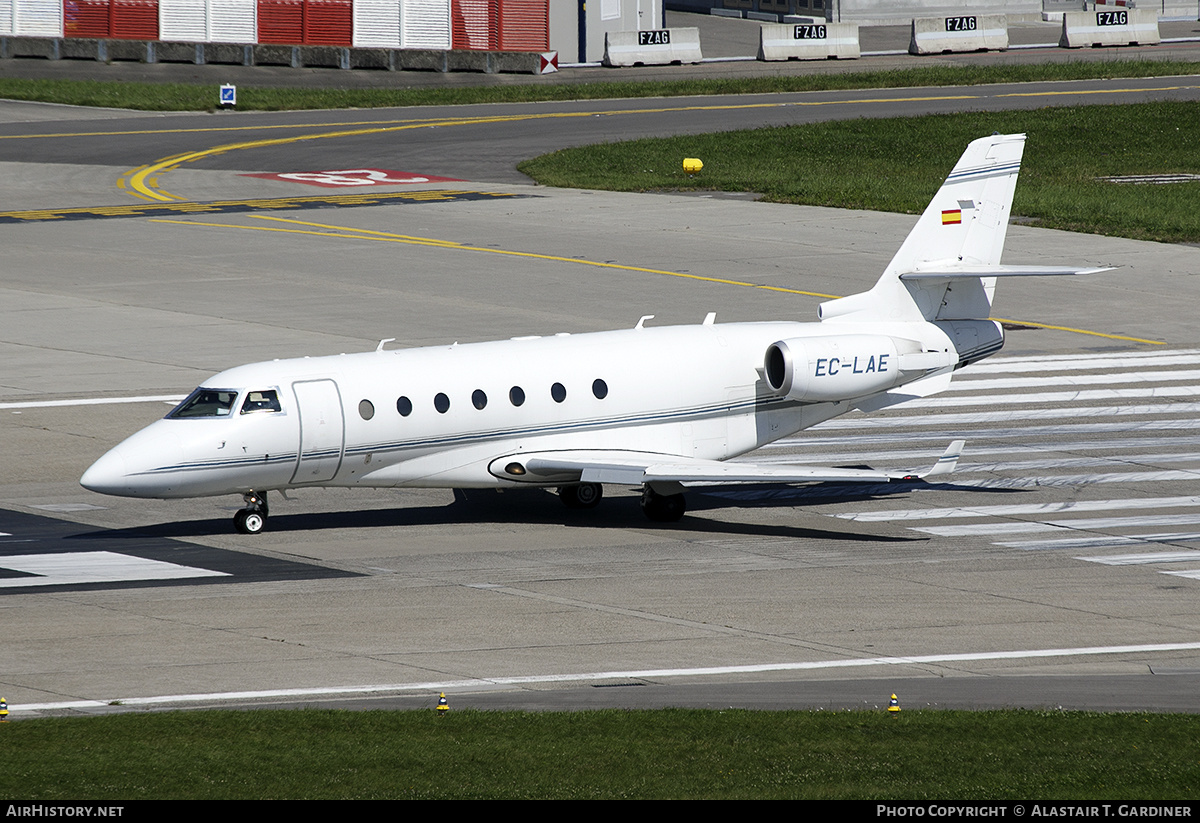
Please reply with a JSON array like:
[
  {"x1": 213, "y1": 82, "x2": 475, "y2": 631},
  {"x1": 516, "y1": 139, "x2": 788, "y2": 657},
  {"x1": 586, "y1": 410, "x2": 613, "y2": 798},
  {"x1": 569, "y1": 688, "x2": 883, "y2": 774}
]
[{"x1": 81, "y1": 133, "x2": 1105, "y2": 534}]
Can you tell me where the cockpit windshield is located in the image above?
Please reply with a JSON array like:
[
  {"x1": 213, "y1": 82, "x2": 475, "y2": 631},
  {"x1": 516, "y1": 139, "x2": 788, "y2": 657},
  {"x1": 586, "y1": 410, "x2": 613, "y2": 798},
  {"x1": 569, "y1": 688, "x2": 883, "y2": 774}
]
[{"x1": 168, "y1": 388, "x2": 239, "y2": 419}]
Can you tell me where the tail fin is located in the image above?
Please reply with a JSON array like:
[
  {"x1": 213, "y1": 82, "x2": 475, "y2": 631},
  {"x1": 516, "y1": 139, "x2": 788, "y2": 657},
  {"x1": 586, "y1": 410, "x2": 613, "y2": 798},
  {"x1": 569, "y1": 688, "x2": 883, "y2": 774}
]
[
  {"x1": 820, "y1": 133, "x2": 1028, "y2": 324},
  {"x1": 885, "y1": 132, "x2": 1026, "y2": 281}
]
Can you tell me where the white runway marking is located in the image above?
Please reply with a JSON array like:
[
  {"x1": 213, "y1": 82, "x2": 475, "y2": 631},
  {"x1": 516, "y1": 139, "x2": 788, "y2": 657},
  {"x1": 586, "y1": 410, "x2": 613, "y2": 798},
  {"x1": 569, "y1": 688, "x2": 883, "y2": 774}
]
[
  {"x1": 1077, "y1": 551, "x2": 1200, "y2": 565},
  {"x1": 959, "y1": 453, "x2": 1200, "y2": 472},
  {"x1": 918, "y1": 513, "x2": 1200, "y2": 538},
  {"x1": 999, "y1": 533, "x2": 1200, "y2": 551},
  {"x1": 960, "y1": 350, "x2": 1200, "y2": 373},
  {"x1": 906, "y1": 385, "x2": 1200, "y2": 408},
  {"x1": 760, "y1": 435, "x2": 1200, "y2": 464},
  {"x1": 31, "y1": 503, "x2": 106, "y2": 512},
  {"x1": 12, "y1": 641, "x2": 1200, "y2": 714},
  {"x1": 951, "y1": 469, "x2": 1200, "y2": 488},
  {"x1": 820, "y1": 402, "x2": 1200, "y2": 430},
  {"x1": 0, "y1": 395, "x2": 185, "y2": 410},
  {"x1": 836, "y1": 496, "x2": 1200, "y2": 522},
  {"x1": 799, "y1": 348, "x2": 1200, "y2": 579},
  {"x1": 946, "y1": 368, "x2": 1200, "y2": 392},
  {"x1": 998, "y1": 537, "x2": 1200, "y2": 551},
  {"x1": 772, "y1": 419, "x2": 1195, "y2": 451},
  {"x1": 0, "y1": 551, "x2": 229, "y2": 588}
]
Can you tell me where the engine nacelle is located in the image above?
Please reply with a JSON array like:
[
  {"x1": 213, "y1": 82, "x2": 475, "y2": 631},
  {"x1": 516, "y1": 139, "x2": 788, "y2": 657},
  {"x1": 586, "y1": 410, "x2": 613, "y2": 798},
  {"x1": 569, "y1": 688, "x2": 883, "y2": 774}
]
[{"x1": 764, "y1": 334, "x2": 913, "y2": 403}]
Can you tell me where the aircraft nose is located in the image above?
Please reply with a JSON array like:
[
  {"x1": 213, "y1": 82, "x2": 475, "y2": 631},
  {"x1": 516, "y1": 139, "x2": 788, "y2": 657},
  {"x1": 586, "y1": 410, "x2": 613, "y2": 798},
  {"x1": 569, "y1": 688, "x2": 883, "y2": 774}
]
[
  {"x1": 80, "y1": 425, "x2": 184, "y2": 498},
  {"x1": 80, "y1": 447, "x2": 129, "y2": 496}
]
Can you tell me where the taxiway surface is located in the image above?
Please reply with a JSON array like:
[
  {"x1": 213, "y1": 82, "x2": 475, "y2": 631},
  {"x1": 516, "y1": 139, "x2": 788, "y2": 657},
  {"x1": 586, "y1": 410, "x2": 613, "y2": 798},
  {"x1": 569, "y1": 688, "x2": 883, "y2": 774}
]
[{"x1": 2, "y1": 67, "x2": 1200, "y2": 715}]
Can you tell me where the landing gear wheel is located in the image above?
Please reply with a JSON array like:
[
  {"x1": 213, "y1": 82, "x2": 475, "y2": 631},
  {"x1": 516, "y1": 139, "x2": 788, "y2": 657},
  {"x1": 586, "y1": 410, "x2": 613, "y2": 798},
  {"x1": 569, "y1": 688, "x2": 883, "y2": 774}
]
[
  {"x1": 233, "y1": 491, "x2": 269, "y2": 535},
  {"x1": 234, "y1": 508, "x2": 265, "y2": 535},
  {"x1": 560, "y1": 483, "x2": 603, "y2": 509},
  {"x1": 641, "y1": 486, "x2": 686, "y2": 523}
]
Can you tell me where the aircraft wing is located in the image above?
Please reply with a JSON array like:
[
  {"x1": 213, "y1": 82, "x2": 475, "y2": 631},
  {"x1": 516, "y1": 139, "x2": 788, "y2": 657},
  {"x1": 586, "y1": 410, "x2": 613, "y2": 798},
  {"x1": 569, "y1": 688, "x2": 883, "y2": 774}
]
[{"x1": 505, "y1": 441, "x2": 964, "y2": 487}]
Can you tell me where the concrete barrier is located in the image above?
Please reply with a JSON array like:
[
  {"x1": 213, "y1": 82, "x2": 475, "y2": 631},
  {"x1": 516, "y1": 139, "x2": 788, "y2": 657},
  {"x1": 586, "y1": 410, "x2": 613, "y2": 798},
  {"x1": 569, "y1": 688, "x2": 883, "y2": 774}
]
[
  {"x1": 106, "y1": 40, "x2": 155, "y2": 61},
  {"x1": 395, "y1": 49, "x2": 450, "y2": 71},
  {"x1": 253, "y1": 44, "x2": 299, "y2": 66},
  {"x1": 908, "y1": 14, "x2": 1008, "y2": 54},
  {"x1": 348, "y1": 48, "x2": 392, "y2": 70},
  {"x1": 57, "y1": 38, "x2": 98, "y2": 60},
  {"x1": 296, "y1": 45, "x2": 350, "y2": 69},
  {"x1": 489, "y1": 51, "x2": 542, "y2": 74},
  {"x1": 445, "y1": 49, "x2": 492, "y2": 72},
  {"x1": 758, "y1": 22, "x2": 859, "y2": 60},
  {"x1": 1059, "y1": 9, "x2": 1160, "y2": 47},
  {"x1": 603, "y1": 27, "x2": 702, "y2": 67},
  {"x1": 0, "y1": 36, "x2": 544, "y2": 73},
  {"x1": 202, "y1": 43, "x2": 254, "y2": 65},
  {"x1": 156, "y1": 41, "x2": 203, "y2": 63}
]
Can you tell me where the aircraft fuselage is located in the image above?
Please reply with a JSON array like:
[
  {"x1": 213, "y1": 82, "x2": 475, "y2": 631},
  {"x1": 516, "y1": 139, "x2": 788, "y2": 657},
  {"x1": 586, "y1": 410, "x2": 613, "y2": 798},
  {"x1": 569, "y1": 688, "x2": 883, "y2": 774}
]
[{"x1": 80, "y1": 318, "x2": 959, "y2": 500}]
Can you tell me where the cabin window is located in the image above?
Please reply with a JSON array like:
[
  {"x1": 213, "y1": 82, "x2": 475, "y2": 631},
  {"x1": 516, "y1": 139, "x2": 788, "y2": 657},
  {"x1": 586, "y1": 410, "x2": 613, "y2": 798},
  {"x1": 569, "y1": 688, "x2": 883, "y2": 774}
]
[
  {"x1": 592, "y1": 379, "x2": 608, "y2": 400},
  {"x1": 434, "y1": 393, "x2": 450, "y2": 414},
  {"x1": 359, "y1": 399, "x2": 375, "y2": 420},
  {"x1": 551, "y1": 383, "x2": 566, "y2": 403},
  {"x1": 169, "y1": 388, "x2": 238, "y2": 419},
  {"x1": 472, "y1": 390, "x2": 487, "y2": 410},
  {"x1": 397, "y1": 396, "x2": 413, "y2": 417},
  {"x1": 240, "y1": 389, "x2": 281, "y2": 414},
  {"x1": 509, "y1": 387, "x2": 525, "y2": 407}
]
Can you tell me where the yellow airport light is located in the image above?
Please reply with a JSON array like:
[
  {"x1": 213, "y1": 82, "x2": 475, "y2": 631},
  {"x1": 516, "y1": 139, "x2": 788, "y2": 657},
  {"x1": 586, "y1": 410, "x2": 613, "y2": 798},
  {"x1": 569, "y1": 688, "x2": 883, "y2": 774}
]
[{"x1": 683, "y1": 158, "x2": 703, "y2": 175}]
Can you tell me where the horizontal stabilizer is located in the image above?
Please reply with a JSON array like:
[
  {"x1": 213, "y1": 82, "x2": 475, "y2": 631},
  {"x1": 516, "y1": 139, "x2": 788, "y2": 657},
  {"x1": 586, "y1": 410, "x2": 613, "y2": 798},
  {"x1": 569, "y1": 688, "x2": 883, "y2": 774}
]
[{"x1": 899, "y1": 266, "x2": 1115, "y2": 280}]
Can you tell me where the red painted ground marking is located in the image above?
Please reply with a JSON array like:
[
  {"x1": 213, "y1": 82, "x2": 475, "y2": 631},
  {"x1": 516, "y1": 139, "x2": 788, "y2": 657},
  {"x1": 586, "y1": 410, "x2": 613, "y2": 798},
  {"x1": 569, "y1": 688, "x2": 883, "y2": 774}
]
[{"x1": 243, "y1": 169, "x2": 463, "y2": 188}]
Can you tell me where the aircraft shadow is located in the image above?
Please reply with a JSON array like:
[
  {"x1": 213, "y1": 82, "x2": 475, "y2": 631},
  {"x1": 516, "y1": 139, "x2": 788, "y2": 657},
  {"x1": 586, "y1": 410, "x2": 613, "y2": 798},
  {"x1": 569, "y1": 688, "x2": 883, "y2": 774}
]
[
  {"x1": 65, "y1": 484, "x2": 963, "y2": 544},
  {"x1": 696, "y1": 480, "x2": 1027, "y2": 508}
]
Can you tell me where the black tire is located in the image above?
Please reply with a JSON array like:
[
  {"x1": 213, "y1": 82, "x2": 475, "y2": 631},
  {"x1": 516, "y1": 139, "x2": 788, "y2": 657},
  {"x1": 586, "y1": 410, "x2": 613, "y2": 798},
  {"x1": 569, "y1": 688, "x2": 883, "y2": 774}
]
[
  {"x1": 641, "y1": 487, "x2": 686, "y2": 522},
  {"x1": 234, "y1": 509, "x2": 266, "y2": 535},
  {"x1": 560, "y1": 483, "x2": 603, "y2": 509}
]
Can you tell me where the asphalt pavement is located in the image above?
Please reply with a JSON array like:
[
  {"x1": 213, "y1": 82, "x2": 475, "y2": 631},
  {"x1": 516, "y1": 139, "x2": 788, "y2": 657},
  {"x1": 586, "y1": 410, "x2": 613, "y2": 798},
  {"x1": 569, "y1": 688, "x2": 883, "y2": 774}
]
[{"x1": 1, "y1": 16, "x2": 1199, "y2": 717}]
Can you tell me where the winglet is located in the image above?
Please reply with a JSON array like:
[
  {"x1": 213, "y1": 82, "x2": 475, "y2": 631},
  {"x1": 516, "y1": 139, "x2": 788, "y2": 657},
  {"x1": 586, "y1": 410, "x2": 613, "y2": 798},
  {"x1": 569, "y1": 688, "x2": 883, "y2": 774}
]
[{"x1": 919, "y1": 440, "x2": 966, "y2": 479}]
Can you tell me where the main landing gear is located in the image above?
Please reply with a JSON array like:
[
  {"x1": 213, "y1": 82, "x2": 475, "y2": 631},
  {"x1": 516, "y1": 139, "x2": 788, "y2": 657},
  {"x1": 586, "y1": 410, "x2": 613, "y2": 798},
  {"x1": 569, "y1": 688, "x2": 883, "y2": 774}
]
[
  {"x1": 558, "y1": 483, "x2": 603, "y2": 509},
  {"x1": 558, "y1": 482, "x2": 686, "y2": 522},
  {"x1": 234, "y1": 491, "x2": 269, "y2": 535},
  {"x1": 641, "y1": 485, "x2": 687, "y2": 523}
]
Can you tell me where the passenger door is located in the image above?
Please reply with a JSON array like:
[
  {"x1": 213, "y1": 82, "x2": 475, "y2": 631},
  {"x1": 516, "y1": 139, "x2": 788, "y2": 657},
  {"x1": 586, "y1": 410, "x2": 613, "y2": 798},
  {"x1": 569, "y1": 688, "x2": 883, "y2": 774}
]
[{"x1": 290, "y1": 379, "x2": 345, "y2": 484}]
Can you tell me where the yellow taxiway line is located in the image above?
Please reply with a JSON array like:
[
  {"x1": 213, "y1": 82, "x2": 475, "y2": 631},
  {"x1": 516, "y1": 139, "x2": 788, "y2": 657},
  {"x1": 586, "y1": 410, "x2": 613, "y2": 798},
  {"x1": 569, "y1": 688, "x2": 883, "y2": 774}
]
[
  {"x1": 147, "y1": 214, "x2": 1164, "y2": 345},
  {"x1": 150, "y1": 214, "x2": 842, "y2": 299},
  {"x1": 104, "y1": 81, "x2": 1198, "y2": 200}
]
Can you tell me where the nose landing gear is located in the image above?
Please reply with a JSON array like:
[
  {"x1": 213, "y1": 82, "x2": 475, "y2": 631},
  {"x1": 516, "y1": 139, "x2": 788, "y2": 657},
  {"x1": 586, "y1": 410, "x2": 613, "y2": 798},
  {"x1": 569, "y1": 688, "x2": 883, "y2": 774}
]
[{"x1": 234, "y1": 491, "x2": 269, "y2": 534}]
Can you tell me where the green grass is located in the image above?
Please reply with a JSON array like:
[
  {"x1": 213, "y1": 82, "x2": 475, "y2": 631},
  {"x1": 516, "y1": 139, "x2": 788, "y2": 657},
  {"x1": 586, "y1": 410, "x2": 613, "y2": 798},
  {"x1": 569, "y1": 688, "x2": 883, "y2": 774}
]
[
  {"x1": 519, "y1": 101, "x2": 1200, "y2": 244},
  {"x1": 0, "y1": 59, "x2": 1197, "y2": 111},
  {"x1": 2, "y1": 708, "x2": 1198, "y2": 799}
]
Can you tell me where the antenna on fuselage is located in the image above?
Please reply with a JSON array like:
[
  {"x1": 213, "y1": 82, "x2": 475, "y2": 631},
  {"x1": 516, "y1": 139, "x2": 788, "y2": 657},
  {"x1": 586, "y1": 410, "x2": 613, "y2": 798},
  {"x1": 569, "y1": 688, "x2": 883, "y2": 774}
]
[
  {"x1": 635, "y1": 315, "x2": 655, "y2": 330},
  {"x1": 376, "y1": 338, "x2": 396, "y2": 352}
]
